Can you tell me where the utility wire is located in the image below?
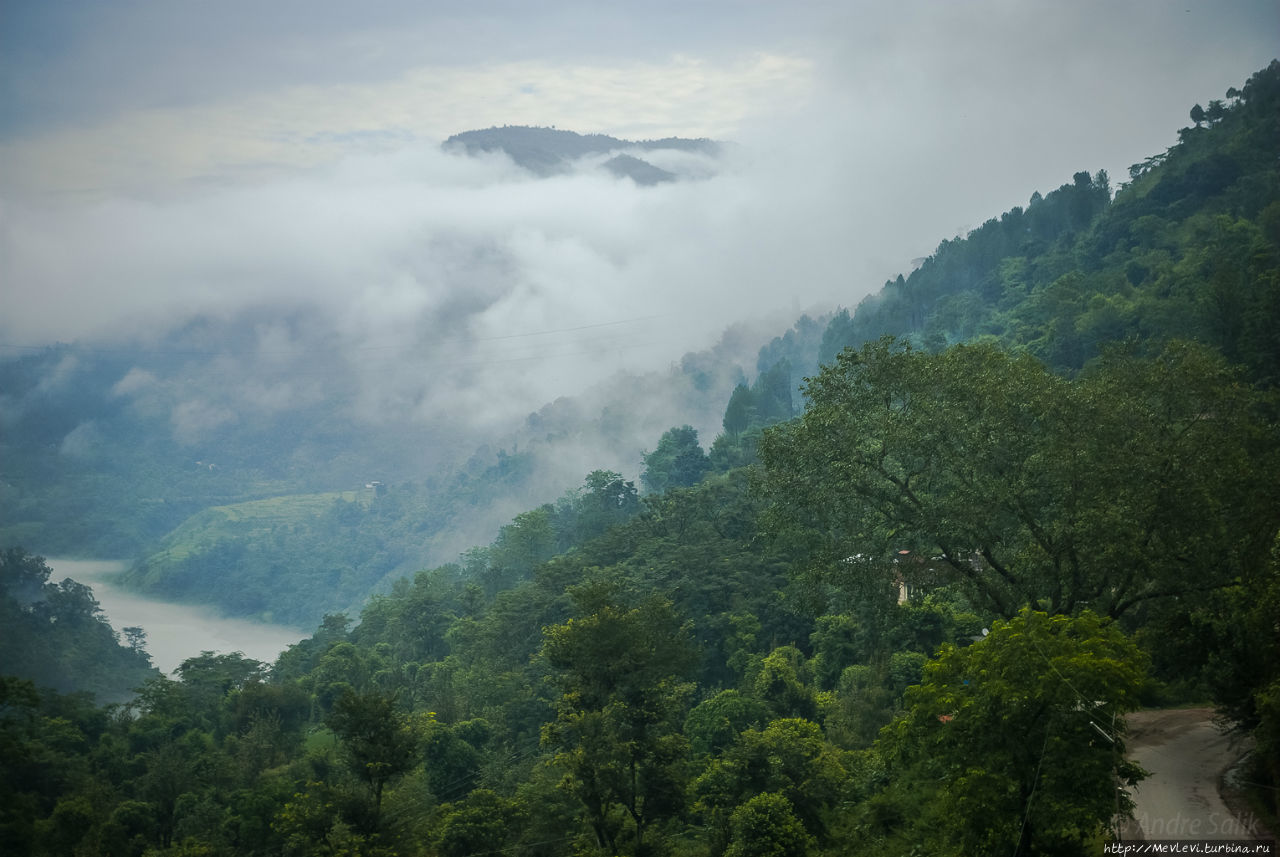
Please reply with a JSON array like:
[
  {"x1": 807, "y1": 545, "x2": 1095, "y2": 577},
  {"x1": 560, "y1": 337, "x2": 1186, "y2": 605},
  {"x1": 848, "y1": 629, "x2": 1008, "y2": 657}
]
[
  {"x1": 1014, "y1": 722, "x2": 1053, "y2": 857},
  {"x1": 1025, "y1": 630, "x2": 1121, "y2": 741}
]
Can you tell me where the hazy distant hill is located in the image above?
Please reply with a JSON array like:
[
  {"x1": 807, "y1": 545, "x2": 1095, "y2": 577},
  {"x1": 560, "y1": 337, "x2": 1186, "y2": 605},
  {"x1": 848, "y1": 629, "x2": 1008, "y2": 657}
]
[
  {"x1": 4, "y1": 58, "x2": 1278, "y2": 626},
  {"x1": 602, "y1": 154, "x2": 677, "y2": 185},
  {"x1": 443, "y1": 125, "x2": 720, "y2": 180}
]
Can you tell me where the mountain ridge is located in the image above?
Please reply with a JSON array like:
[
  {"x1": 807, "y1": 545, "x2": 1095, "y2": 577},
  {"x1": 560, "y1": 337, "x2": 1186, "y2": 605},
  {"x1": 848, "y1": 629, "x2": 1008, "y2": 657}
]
[{"x1": 442, "y1": 124, "x2": 721, "y2": 181}]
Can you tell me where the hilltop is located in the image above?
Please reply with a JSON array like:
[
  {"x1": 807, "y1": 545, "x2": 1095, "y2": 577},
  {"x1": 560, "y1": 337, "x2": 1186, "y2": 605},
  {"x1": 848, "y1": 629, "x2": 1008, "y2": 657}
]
[{"x1": 443, "y1": 125, "x2": 721, "y2": 182}]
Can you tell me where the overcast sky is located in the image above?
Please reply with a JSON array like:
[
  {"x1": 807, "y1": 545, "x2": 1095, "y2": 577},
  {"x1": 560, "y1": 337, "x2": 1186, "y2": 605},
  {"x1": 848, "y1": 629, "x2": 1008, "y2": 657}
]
[{"x1": 1, "y1": 0, "x2": 1276, "y2": 426}]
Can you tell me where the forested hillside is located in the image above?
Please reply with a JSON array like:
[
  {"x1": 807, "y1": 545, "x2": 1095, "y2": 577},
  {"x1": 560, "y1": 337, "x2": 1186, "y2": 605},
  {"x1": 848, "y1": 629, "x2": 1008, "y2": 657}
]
[
  {"x1": 0, "y1": 310, "x2": 767, "y2": 624},
  {"x1": 818, "y1": 58, "x2": 1280, "y2": 383},
  {"x1": 3, "y1": 62, "x2": 1279, "y2": 857},
  {"x1": 0, "y1": 548, "x2": 158, "y2": 703}
]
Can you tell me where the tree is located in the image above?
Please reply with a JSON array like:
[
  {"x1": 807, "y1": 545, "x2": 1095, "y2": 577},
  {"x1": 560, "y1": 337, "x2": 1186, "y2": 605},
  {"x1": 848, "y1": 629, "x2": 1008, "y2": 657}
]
[
  {"x1": 692, "y1": 718, "x2": 849, "y2": 850},
  {"x1": 685, "y1": 690, "x2": 770, "y2": 758},
  {"x1": 433, "y1": 789, "x2": 525, "y2": 857},
  {"x1": 325, "y1": 689, "x2": 420, "y2": 833},
  {"x1": 751, "y1": 647, "x2": 818, "y2": 721},
  {"x1": 725, "y1": 793, "x2": 814, "y2": 857},
  {"x1": 122, "y1": 626, "x2": 148, "y2": 654},
  {"x1": 174, "y1": 651, "x2": 267, "y2": 733},
  {"x1": 487, "y1": 505, "x2": 558, "y2": 591},
  {"x1": 641, "y1": 426, "x2": 711, "y2": 495},
  {"x1": 751, "y1": 361, "x2": 794, "y2": 426},
  {"x1": 0, "y1": 679, "x2": 85, "y2": 855},
  {"x1": 1189, "y1": 102, "x2": 1206, "y2": 127},
  {"x1": 138, "y1": 734, "x2": 210, "y2": 850},
  {"x1": 869, "y1": 609, "x2": 1147, "y2": 855},
  {"x1": 0, "y1": 547, "x2": 52, "y2": 603},
  {"x1": 421, "y1": 717, "x2": 485, "y2": 802},
  {"x1": 541, "y1": 590, "x2": 697, "y2": 854},
  {"x1": 723, "y1": 384, "x2": 754, "y2": 436},
  {"x1": 759, "y1": 338, "x2": 1279, "y2": 619},
  {"x1": 567, "y1": 470, "x2": 641, "y2": 542},
  {"x1": 0, "y1": 548, "x2": 157, "y2": 702}
]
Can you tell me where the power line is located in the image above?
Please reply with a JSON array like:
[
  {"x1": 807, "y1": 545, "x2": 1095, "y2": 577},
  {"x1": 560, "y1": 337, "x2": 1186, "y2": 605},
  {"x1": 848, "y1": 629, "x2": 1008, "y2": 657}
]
[{"x1": 1014, "y1": 722, "x2": 1053, "y2": 857}]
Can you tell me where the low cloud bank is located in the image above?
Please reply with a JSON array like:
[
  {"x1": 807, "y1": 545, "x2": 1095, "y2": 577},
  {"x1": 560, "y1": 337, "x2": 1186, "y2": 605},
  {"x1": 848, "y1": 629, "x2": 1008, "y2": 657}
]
[{"x1": 2, "y1": 133, "x2": 871, "y2": 441}]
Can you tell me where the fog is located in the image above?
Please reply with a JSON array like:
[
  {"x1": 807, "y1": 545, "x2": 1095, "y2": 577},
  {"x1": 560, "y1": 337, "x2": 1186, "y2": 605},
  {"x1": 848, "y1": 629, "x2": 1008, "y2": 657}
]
[
  {"x1": 2, "y1": 150, "x2": 823, "y2": 484},
  {"x1": 48, "y1": 559, "x2": 305, "y2": 675},
  {"x1": 2, "y1": 1, "x2": 1276, "y2": 480}
]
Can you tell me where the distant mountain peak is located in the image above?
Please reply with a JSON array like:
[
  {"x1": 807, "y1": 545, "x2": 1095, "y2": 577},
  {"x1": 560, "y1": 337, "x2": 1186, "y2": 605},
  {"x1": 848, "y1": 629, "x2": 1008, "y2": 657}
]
[{"x1": 442, "y1": 125, "x2": 721, "y2": 180}]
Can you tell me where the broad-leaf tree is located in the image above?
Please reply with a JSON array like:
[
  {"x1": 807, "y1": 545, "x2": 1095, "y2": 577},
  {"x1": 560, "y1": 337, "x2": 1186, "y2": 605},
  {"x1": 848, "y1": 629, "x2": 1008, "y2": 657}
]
[
  {"x1": 541, "y1": 588, "x2": 697, "y2": 854},
  {"x1": 642, "y1": 425, "x2": 712, "y2": 495},
  {"x1": 692, "y1": 717, "x2": 849, "y2": 851},
  {"x1": 725, "y1": 792, "x2": 814, "y2": 857},
  {"x1": 759, "y1": 338, "x2": 1278, "y2": 618},
  {"x1": 868, "y1": 609, "x2": 1147, "y2": 855},
  {"x1": 326, "y1": 688, "x2": 420, "y2": 833}
]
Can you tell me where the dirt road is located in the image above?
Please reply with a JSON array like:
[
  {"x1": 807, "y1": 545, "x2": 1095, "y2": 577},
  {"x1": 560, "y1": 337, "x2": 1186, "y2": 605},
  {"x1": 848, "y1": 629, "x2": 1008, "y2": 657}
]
[{"x1": 1118, "y1": 707, "x2": 1265, "y2": 841}]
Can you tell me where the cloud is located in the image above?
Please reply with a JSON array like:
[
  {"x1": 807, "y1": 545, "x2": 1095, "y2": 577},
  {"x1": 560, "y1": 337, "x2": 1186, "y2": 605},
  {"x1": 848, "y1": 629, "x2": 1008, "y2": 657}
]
[
  {"x1": 0, "y1": 54, "x2": 813, "y2": 199},
  {"x1": 60, "y1": 421, "x2": 103, "y2": 459},
  {"x1": 111, "y1": 368, "x2": 158, "y2": 397},
  {"x1": 171, "y1": 398, "x2": 239, "y2": 447},
  {"x1": 0, "y1": 0, "x2": 1272, "y2": 572},
  {"x1": 1, "y1": 0, "x2": 1275, "y2": 450},
  {"x1": 34, "y1": 353, "x2": 81, "y2": 393},
  {"x1": 1, "y1": 137, "x2": 860, "y2": 438}
]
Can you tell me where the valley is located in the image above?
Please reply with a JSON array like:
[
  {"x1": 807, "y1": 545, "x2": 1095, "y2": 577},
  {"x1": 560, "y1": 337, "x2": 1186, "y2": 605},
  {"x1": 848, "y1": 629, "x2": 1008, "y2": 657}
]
[
  {"x1": 47, "y1": 558, "x2": 305, "y2": 675},
  {"x1": 1, "y1": 20, "x2": 1277, "y2": 854}
]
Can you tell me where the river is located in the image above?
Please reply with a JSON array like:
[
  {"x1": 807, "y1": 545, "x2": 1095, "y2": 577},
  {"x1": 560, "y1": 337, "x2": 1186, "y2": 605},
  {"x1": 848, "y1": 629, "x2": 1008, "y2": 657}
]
[{"x1": 48, "y1": 558, "x2": 309, "y2": 676}]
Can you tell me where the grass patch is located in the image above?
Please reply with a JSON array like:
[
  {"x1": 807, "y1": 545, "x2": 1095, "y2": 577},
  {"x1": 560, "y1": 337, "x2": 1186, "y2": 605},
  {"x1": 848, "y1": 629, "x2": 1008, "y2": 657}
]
[{"x1": 130, "y1": 490, "x2": 367, "y2": 576}]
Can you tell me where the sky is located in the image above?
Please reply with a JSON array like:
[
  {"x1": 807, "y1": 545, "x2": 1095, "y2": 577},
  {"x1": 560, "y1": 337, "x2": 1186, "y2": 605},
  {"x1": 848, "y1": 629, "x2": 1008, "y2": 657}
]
[{"x1": 1, "y1": 0, "x2": 1277, "y2": 431}]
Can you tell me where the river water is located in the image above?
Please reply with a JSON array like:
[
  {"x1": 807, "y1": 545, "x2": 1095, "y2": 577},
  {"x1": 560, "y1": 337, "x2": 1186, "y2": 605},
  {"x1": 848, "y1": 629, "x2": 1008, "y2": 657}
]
[{"x1": 48, "y1": 558, "x2": 309, "y2": 676}]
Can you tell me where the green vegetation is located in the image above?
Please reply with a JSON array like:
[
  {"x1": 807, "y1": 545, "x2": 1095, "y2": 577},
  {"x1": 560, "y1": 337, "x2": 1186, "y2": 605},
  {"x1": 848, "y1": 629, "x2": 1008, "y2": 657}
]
[
  {"x1": 821, "y1": 60, "x2": 1280, "y2": 386},
  {"x1": 0, "y1": 548, "x2": 158, "y2": 703},
  {"x1": 869, "y1": 609, "x2": 1148, "y2": 854},
  {"x1": 133, "y1": 491, "x2": 367, "y2": 568},
  {"x1": 759, "y1": 338, "x2": 1276, "y2": 619},
  {"x1": 118, "y1": 456, "x2": 548, "y2": 625},
  {"x1": 1, "y1": 61, "x2": 1278, "y2": 855}
]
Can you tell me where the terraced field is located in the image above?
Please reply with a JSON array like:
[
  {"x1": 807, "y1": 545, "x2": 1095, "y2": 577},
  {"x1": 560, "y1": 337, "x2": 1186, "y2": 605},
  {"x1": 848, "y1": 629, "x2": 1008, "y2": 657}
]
[{"x1": 123, "y1": 490, "x2": 370, "y2": 588}]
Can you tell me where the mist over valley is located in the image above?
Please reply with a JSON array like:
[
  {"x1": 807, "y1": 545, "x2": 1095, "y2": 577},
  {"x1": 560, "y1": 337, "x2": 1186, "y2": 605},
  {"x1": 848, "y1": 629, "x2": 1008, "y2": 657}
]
[{"x1": 1, "y1": 3, "x2": 1278, "y2": 854}]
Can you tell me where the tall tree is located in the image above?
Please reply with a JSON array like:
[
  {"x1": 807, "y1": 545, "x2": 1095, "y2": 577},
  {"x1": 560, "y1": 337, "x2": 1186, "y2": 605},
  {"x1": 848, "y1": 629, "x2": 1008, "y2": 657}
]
[
  {"x1": 722, "y1": 384, "x2": 755, "y2": 436},
  {"x1": 869, "y1": 609, "x2": 1147, "y2": 855},
  {"x1": 759, "y1": 338, "x2": 1279, "y2": 619},
  {"x1": 326, "y1": 688, "x2": 420, "y2": 833},
  {"x1": 692, "y1": 717, "x2": 849, "y2": 851},
  {"x1": 725, "y1": 792, "x2": 815, "y2": 857},
  {"x1": 642, "y1": 426, "x2": 711, "y2": 495},
  {"x1": 541, "y1": 588, "x2": 697, "y2": 854},
  {"x1": 568, "y1": 470, "x2": 641, "y2": 542}
]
